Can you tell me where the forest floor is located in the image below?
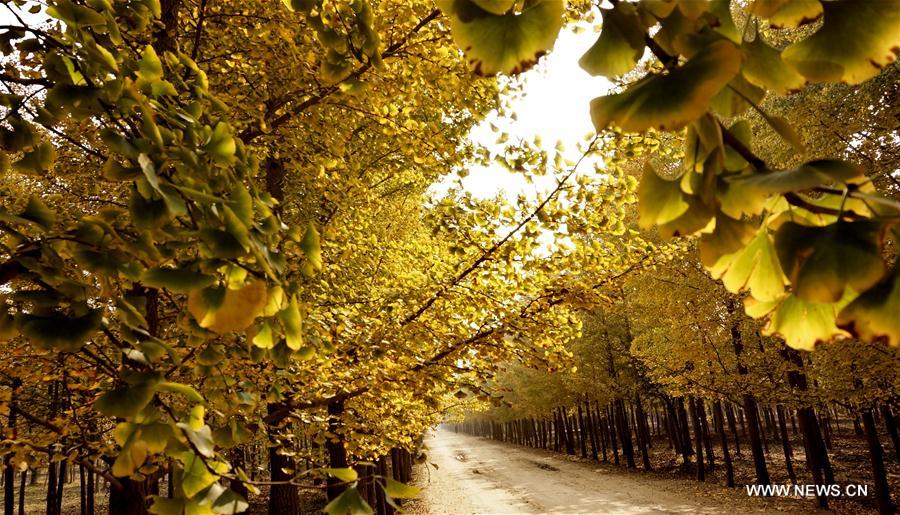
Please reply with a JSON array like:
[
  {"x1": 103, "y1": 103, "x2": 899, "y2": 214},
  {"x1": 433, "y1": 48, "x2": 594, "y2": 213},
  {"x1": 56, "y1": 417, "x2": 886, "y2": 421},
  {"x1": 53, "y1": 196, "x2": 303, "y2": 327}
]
[{"x1": 404, "y1": 428, "x2": 852, "y2": 514}]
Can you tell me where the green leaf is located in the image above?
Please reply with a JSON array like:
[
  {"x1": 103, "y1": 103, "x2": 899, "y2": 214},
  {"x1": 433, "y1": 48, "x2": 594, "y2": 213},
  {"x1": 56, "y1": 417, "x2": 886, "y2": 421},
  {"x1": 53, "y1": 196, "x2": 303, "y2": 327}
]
[
  {"x1": 179, "y1": 452, "x2": 218, "y2": 498},
  {"x1": 774, "y1": 220, "x2": 886, "y2": 303},
  {"x1": 13, "y1": 141, "x2": 56, "y2": 174},
  {"x1": 205, "y1": 122, "x2": 236, "y2": 164},
  {"x1": 212, "y1": 489, "x2": 250, "y2": 514},
  {"x1": 383, "y1": 477, "x2": 420, "y2": 499},
  {"x1": 761, "y1": 0, "x2": 822, "y2": 29},
  {"x1": 470, "y1": 0, "x2": 513, "y2": 15},
  {"x1": 579, "y1": 2, "x2": 645, "y2": 78},
  {"x1": 837, "y1": 266, "x2": 900, "y2": 347},
  {"x1": 727, "y1": 159, "x2": 863, "y2": 195},
  {"x1": 95, "y1": 383, "x2": 156, "y2": 418},
  {"x1": 782, "y1": 0, "x2": 900, "y2": 84},
  {"x1": 708, "y1": 0, "x2": 739, "y2": 43},
  {"x1": 142, "y1": 266, "x2": 215, "y2": 293},
  {"x1": 762, "y1": 294, "x2": 850, "y2": 351},
  {"x1": 323, "y1": 467, "x2": 358, "y2": 482},
  {"x1": 157, "y1": 382, "x2": 204, "y2": 403},
  {"x1": 590, "y1": 39, "x2": 741, "y2": 132},
  {"x1": 300, "y1": 222, "x2": 323, "y2": 271},
  {"x1": 17, "y1": 309, "x2": 102, "y2": 352},
  {"x1": 441, "y1": 0, "x2": 564, "y2": 76},
  {"x1": 278, "y1": 297, "x2": 303, "y2": 350},
  {"x1": 637, "y1": 162, "x2": 688, "y2": 228},
  {"x1": 281, "y1": 0, "x2": 314, "y2": 12},
  {"x1": 699, "y1": 212, "x2": 755, "y2": 271},
  {"x1": 742, "y1": 30, "x2": 806, "y2": 95},
  {"x1": 20, "y1": 196, "x2": 56, "y2": 228},
  {"x1": 323, "y1": 487, "x2": 373, "y2": 515},
  {"x1": 717, "y1": 226, "x2": 787, "y2": 302},
  {"x1": 188, "y1": 280, "x2": 268, "y2": 334},
  {"x1": 138, "y1": 45, "x2": 163, "y2": 82},
  {"x1": 657, "y1": 194, "x2": 715, "y2": 239}
]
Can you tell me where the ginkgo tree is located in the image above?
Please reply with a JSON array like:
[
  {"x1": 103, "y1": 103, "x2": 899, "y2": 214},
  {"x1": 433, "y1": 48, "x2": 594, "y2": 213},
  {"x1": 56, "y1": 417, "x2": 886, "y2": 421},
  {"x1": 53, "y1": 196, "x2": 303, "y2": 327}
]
[{"x1": 441, "y1": 0, "x2": 900, "y2": 350}]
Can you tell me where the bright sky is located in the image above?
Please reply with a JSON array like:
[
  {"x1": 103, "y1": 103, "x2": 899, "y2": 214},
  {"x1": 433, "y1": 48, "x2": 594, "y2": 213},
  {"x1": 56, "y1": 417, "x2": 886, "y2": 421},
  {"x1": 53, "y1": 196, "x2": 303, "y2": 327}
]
[{"x1": 440, "y1": 23, "x2": 613, "y2": 201}]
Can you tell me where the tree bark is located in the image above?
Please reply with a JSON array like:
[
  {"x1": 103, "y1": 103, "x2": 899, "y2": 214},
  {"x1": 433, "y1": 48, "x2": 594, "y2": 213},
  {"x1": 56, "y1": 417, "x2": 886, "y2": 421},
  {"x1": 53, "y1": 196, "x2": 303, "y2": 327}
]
[
  {"x1": 880, "y1": 404, "x2": 900, "y2": 462},
  {"x1": 862, "y1": 408, "x2": 894, "y2": 515},
  {"x1": 776, "y1": 405, "x2": 797, "y2": 484},
  {"x1": 713, "y1": 401, "x2": 734, "y2": 487}
]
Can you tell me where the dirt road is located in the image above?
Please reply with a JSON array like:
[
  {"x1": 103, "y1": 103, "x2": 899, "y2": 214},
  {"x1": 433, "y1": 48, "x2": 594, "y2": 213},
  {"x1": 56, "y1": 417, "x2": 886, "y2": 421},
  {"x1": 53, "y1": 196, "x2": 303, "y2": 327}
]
[{"x1": 409, "y1": 428, "x2": 813, "y2": 515}]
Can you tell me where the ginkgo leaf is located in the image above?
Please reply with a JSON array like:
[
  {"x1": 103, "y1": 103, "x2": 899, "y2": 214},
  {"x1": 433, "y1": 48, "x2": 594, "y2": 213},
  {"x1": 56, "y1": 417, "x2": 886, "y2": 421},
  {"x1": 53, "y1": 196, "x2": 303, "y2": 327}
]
[
  {"x1": 142, "y1": 266, "x2": 215, "y2": 293},
  {"x1": 300, "y1": 222, "x2": 323, "y2": 271},
  {"x1": 323, "y1": 487, "x2": 373, "y2": 515},
  {"x1": 188, "y1": 280, "x2": 267, "y2": 334},
  {"x1": 137, "y1": 45, "x2": 163, "y2": 82},
  {"x1": 470, "y1": 0, "x2": 514, "y2": 15},
  {"x1": 16, "y1": 309, "x2": 102, "y2": 352},
  {"x1": 95, "y1": 383, "x2": 156, "y2": 418},
  {"x1": 762, "y1": 293, "x2": 850, "y2": 351},
  {"x1": 179, "y1": 452, "x2": 218, "y2": 498},
  {"x1": 637, "y1": 162, "x2": 688, "y2": 228},
  {"x1": 323, "y1": 467, "x2": 358, "y2": 482},
  {"x1": 278, "y1": 297, "x2": 303, "y2": 350},
  {"x1": 727, "y1": 159, "x2": 863, "y2": 195},
  {"x1": 20, "y1": 196, "x2": 56, "y2": 229},
  {"x1": 742, "y1": 30, "x2": 806, "y2": 95},
  {"x1": 590, "y1": 39, "x2": 741, "y2": 132},
  {"x1": 699, "y1": 212, "x2": 755, "y2": 271},
  {"x1": 764, "y1": 0, "x2": 822, "y2": 29},
  {"x1": 837, "y1": 267, "x2": 900, "y2": 347},
  {"x1": 782, "y1": 0, "x2": 900, "y2": 84},
  {"x1": 657, "y1": 194, "x2": 715, "y2": 239},
  {"x1": 774, "y1": 221, "x2": 886, "y2": 303},
  {"x1": 579, "y1": 2, "x2": 646, "y2": 78},
  {"x1": 383, "y1": 477, "x2": 421, "y2": 499},
  {"x1": 718, "y1": 226, "x2": 787, "y2": 302},
  {"x1": 212, "y1": 490, "x2": 250, "y2": 514},
  {"x1": 440, "y1": 0, "x2": 564, "y2": 76}
]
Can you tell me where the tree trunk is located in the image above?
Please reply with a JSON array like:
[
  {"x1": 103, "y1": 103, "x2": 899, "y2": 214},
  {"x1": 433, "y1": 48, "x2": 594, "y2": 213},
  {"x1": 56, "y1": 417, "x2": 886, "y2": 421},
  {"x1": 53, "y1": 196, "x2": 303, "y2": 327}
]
[
  {"x1": 862, "y1": 409, "x2": 894, "y2": 515},
  {"x1": 743, "y1": 394, "x2": 771, "y2": 485},
  {"x1": 698, "y1": 400, "x2": 714, "y2": 467},
  {"x1": 725, "y1": 404, "x2": 741, "y2": 456},
  {"x1": 607, "y1": 404, "x2": 619, "y2": 465},
  {"x1": 776, "y1": 405, "x2": 797, "y2": 484},
  {"x1": 615, "y1": 399, "x2": 636, "y2": 468},
  {"x1": 325, "y1": 400, "x2": 350, "y2": 502},
  {"x1": 109, "y1": 477, "x2": 149, "y2": 515},
  {"x1": 4, "y1": 379, "x2": 18, "y2": 515},
  {"x1": 713, "y1": 401, "x2": 734, "y2": 487},
  {"x1": 880, "y1": 404, "x2": 900, "y2": 462},
  {"x1": 16, "y1": 472, "x2": 24, "y2": 515},
  {"x1": 635, "y1": 395, "x2": 652, "y2": 471},
  {"x1": 689, "y1": 398, "x2": 705, "y2": 481}
]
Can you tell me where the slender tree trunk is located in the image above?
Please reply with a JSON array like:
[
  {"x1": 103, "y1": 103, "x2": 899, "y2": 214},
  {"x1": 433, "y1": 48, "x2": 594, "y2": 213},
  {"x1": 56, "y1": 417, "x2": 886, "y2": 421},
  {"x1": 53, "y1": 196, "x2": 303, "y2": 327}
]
[
  {"x1": 743, "y1": 394, "x2": 771, "y2": 485},
  {"x1": 635, "y1": 395, "x2": 652, "y2": 471},
  {"x1": 577, "y1": 405, "x2": 588, "y2": 459},
  {"x1": 4, "y1": 379, "x2": 19, "y2": 515},
  {"x1": 862, "y1": 409, "x2": 894, "y2": 515},
  {"x1": 713, "y1": 401, "x2": 734, "y2": 487},
  {"x1": 881, "y1": 404, "x2": 900, "y2": 462},
  {"x1": 776, "y1": 405, "x2": 797, "y2": 484},
  {"x1": 325, "y1": 400, "x2": 349, "y2": 502},
  {"x1": 608, "y1": 405, "x2": 620, "y2": 465},
  {"x1": 690, "y1": 398, "x2": 705, "y2": 481},
  {"x1": 615, "y1": 399, "x2": 636, "y2": 469},
  {"x1": 698, "y1": 400, "x2": 714, "y2": 468},
  {"x1": 16, "y1": 472, "x2": 24, "y2": 515},
  {"x1": 725, "y1": 404, "x2": 741, "y2": 456}
]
